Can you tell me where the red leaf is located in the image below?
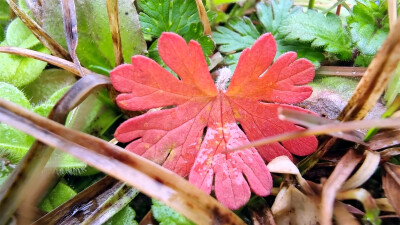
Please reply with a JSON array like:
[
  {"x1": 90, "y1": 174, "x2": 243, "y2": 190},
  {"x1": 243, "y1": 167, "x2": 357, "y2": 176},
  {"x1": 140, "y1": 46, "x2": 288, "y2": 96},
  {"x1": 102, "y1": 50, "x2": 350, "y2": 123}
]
[{"x1": 110, "y1": 32, "x2": 318, "y2": 209}]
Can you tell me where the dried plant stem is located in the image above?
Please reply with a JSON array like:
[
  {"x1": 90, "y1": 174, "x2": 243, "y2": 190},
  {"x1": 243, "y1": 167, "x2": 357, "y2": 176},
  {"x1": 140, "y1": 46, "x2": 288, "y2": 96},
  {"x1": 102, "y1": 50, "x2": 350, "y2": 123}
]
[
  {"x1": 0, "y1": 47, "x2": 90, "y2": 76},
  {"x1": 5, "y1": 0, "x2": 71, "y2": 60},
  {"x1": 229, "y1": 116, "x2": 400, "y2": 152},
  {"x1": 60, "y1": 0, "x2": 84, "y2": 75},
  {"x1": 195, "y1": 0, "x2": 212, "y2": 36},
  {"x1": 321, "y1": 149, "x2": 364, "y2": 225},
  {"x1": 316, "y1": 66, "x2": 366, "y2": 77},
  {"x1": 388, "y1": 0, "x2": 397, "y2": 30},
  {"x1": 106, "y1": 0, "x2": 123, "y2": 66},
  {"x1": 338, "y1": 18, "x2": 400, "y2": 121}
]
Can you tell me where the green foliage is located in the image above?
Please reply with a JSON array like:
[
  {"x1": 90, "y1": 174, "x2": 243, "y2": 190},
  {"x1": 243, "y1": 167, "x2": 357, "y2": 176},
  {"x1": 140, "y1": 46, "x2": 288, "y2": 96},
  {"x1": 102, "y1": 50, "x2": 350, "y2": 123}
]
[
  {"x1": 138, "y1": 0, "x2": 199, "y2": 37},
  {"x1": 104, "y1": 206, "x2": 138, "y2": 225},
  {"x1": 38, "y1": 0, "x2": 146, "y2": 69},
  {"x1": 348, "y1": 0, "x2": 389, "y2": 66},
  {"x1": 23, "y1": 69, "x2": 77, "y2": 105},
  {"x1": 39, "y1": 181, "x2": 77, "y2": 212},
  {"x1": 213, "y1": 0, "x2": 325, "y2": 68},
  {"x1": 256, "y1": 0, "x2": 301, "y2": 39},
  {"x1": 138, "y1": 0, "x2": 214, "y2": 59},
  {"x1": 279, "y1": 10, "x2": 352, "y2": 60},
  {"x1": 0, "y1": 82, "x2": 34, "y2": 162},
  {"x1": 152, "y1": 199, "x2": 195, "y2": 225},
  {"x1": 0, "y1": 18, "x2": 49, "y2": 87},
  {"x1": 385, "y1": 63, "x2": 400, "y2": 106},
  {"x1": 213, "y1": 17, "x2": 260, "y2": 53}
]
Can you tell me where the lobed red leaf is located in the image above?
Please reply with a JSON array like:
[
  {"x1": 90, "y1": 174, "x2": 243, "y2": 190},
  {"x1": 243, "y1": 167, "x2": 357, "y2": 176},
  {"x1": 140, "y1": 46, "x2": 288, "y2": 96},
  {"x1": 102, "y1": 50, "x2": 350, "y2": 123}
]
[{"x1": 110, "y1": 32, "x2": 318, "y2": 209}]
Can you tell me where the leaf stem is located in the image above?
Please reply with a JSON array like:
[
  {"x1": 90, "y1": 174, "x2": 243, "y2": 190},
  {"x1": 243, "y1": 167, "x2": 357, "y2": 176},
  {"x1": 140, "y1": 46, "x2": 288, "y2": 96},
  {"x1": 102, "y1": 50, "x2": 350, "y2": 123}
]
[{"x1": 308, "y1": 0, "x2": 315, "y2": 9}]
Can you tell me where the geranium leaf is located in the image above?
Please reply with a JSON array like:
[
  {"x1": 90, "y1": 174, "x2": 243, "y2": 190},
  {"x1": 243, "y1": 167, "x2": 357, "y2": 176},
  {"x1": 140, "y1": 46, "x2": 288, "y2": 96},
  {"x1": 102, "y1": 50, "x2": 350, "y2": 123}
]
[
  {"x1": 279, "y1": 10, "x2": 352, "y2": 60},
  {"x1": 213, "y1": 17, "x2": 260, "y2": 53},
  {"x1": 348, "y1": 0, "x2": 389, "y2": 66},
  {"x1": 110, "y1": 32, "x2": 318, "y2": 209},
  {"x1": 138, "y1": 0, "x2": 199, "y2": 38}
]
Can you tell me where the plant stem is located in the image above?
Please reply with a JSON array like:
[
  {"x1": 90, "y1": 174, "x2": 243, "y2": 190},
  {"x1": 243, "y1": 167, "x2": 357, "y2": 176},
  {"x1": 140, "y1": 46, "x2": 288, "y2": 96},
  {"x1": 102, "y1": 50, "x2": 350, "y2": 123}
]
[{"x1": 308, "y1": 0, "x2": 315, "y2": 9}]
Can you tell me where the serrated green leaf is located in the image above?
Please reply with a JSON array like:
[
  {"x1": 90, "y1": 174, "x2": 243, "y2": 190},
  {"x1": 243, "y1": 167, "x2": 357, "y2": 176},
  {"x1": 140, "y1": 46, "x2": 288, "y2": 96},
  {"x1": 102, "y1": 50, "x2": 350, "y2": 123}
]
[
  {"x1": 347, "y1": 0, "x2": 388, "y2": 59},
  {"x1": 0, "y1": 82, "x2": 33, "y2": 162},
  {"x1": 279, "y1": 10, "x2": 352, "y2": 59},
  {"x1": 138, "y1": 0, "x2": 199, "y2": 37},
  {"x1": 37, "y1": 0, "x2": 146, "y2": 69},
  {"x1": 23, "y1": 69, "x2": 77, "y2": 105},
  {"x1": 39, "y1": 182, "x2": 77, "y2": 212},
  {"x1": 104, "y1": 206, "x2": 138, "y2": 225},
  {"x1": 354, "y1": 54, "x2": 374, "y2": 67},
  {"x1": 152, "y1": 199, "x2": 195, "y2": 225},
  {"x1": 183, "y1": 23, "x2": 215, "y2": 57},
  {"x1": 214, "y1": 15, "x2": 323, "y2": 68},
  {"x1": 213, "y1": 17, "x2": 260, "y2": 53},
  {"x1": 256, "y1": 0, "x2": 301, "y2": 39}
]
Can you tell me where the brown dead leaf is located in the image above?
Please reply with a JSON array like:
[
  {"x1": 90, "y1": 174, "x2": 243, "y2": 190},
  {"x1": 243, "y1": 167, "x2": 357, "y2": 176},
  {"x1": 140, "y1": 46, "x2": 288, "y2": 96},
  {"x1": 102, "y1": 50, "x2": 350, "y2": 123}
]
[
  {"x1": 271, "y1": 186, "x2": 320, "y2": 225},
  {"x1": 383, "y1": 163, "x2": 400, "y2": 216}
]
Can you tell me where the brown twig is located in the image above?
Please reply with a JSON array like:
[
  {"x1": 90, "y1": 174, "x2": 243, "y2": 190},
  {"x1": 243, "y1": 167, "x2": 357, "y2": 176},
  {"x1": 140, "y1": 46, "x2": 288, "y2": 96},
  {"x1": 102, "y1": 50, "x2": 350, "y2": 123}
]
[{"x1": 5, "y1": 0, "x2": 71, "y2": 60}]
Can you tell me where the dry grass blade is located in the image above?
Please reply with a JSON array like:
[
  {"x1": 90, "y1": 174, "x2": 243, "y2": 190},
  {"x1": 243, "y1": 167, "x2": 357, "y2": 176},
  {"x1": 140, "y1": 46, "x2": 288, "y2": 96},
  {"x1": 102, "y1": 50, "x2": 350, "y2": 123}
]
[
  {"x1": 383, "y1": 163, "x2": 400, "y2": 216},
  {"x1": 33, "y1": 176, "x2": 121, "y2": 224},
  {"x1": 341, "y1": 151, "x2": 380, "y2": 190},
  {"x1": 0, "y1": 74, "x2": 110, "y2": 224},
  {"x1": 316, "y1": 66, "x2": 366, "y2": 77},
  {"x1": 5, "y1": 0, "x2": 71, "y2": 60},
  {"x1": 195, "y1": 0, "x2": 212, "y2": 36},
  {"x1": 82, "y1": 185, "x2": 138, "y2": 225},
  {"x1": 0, "y1": 99, "x2": 245, "y2": 225},
  {"x1": 229, "y1": 116, "x2": 400, "y2": 152},
  {"x1": 60, "y1": 0, "x2": 84, "y2": 75},
  {"x1": 279, "y1": 108, "x2": 366, "y2": 145},
  {"x1": 321, "y1": 149, "x2": 364, "y2": 225},
  {"x1": 338, "y1": 18, "x2": 400, "y2": 121},
  {"x1": 0, "y1": 46, "x2": 90, "y2": 76},
  {"x1": 106, "y1": 0, "x2": 123, "y2": 66}
]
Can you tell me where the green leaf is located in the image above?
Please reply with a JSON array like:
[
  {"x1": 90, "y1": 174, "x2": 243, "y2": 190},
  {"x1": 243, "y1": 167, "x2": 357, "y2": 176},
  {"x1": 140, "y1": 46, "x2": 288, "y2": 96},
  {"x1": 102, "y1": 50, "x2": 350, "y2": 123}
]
[
  {"x1": 39, "y1": 182, "x2": 77, "y2": 212},
  {"x1": 279, "y1": 10, "x2": 352, "y2": 59},
  {"x1": 256, "y1": 0, "x2": 301, "y2": 39},
  {"x1": 0, "y1": 19, "x2": 49, "y2": 87},
  {"x1": 213, "y1": 17, "x2": 260, "y2": 53},
  {"x1": 152, "y1": 199, "x2": 195, "y2": 225},
  {"x1": 23, "y1": 69, "x2": 77, "y2": 105},
  {"x1": 354, "y1": 54, "x2": 374, "y2": 67},
  {"x1": 0, "y1": 0, "x2": 9, "y2": 21},
  {"x1": 6, "y1": 18, "x2": 40, "y2": 49},
  {"x1": 183, "y1": 23, "x2": 215, "y2": 57},
  {"x1": 0, "y1": 82, "x2": 34, "y2": 162},
  {"x1": 36, "y1": 0, "x2": 146, "y2": 69},
  {"x1": 104, "y1": 206, "x2": 138, "y2": 225},
  {"x1": 138, "y1": 0, "x2": 199, "y2": 37},
  {"x1": 347, "y1": 0, "x2": 389, "y2": 59},
  {"x1": 385, "y1": 62, "x2": 400, "y2": 106}
]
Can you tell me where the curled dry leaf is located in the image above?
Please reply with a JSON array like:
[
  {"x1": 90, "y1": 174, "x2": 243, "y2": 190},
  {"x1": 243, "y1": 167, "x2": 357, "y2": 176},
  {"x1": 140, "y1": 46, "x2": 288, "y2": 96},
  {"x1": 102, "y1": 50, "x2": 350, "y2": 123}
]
[
  {"x1": 110, "y1": 32, "x2": 318, "y2": 209},
  {"x1": 383, "y1": 163, "x2": 400, "y2": 216},
  {"x1": 271, "y1": 185, "x2": 320, "y2": 225}
]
